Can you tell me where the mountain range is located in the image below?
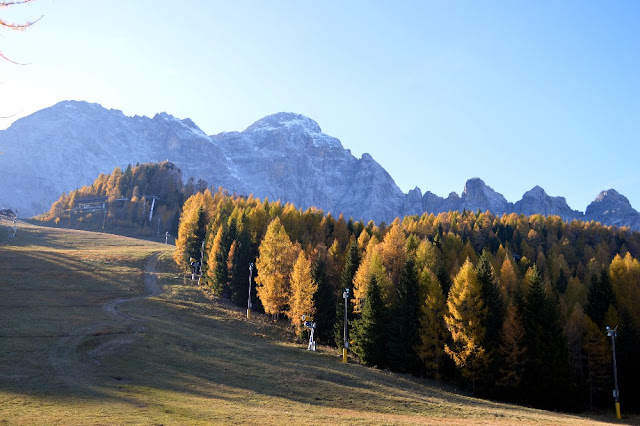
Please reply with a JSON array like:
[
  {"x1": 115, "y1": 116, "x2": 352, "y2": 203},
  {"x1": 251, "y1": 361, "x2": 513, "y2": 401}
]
[{"x1": 1, "y1": 100, "x2": 639, "y2": 232}]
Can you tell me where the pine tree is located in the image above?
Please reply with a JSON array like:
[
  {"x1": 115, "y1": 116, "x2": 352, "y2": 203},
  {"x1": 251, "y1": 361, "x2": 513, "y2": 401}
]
[
  {"x1": 387, "y1": 258, "x2": 422, "y2": 374},
  {"x1": 521, "y1": 265, "x2": 573, "y2": 409},
  {"x1": 287, "y1": 251, "x2": 318, "y2": 336},
  {"x1": 351, "y1": 275, "x2": 388, "y2": 368},
  {"x1": 229, "y1": 228, "x2": 254, "y2": 307},
  {"x1": 585, "y1": 269, "x2": 615, "y2": 328},
  {"x1": 436, "y1": 263, "x2": 451, "y2": 297},
  {"x1": 312, "y1": 254, "x2": 335, "y2": 344},
  {"x1": 475, "y1": 250, "x2": 505, "y2": 394},
  {"x1": 444, "y1": 258, "x2": 488, "y2": 392},
  {"x1": 334, "y1": 240, "x2": 360, "y2": 347},
  {"x1": 255, "y1": 218, "x2": 296, "y2": 318}
]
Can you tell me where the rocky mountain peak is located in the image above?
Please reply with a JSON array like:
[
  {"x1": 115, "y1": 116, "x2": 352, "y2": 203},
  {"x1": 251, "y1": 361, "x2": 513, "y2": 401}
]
[
  {"x1": 244, "y1": 112, "x2": 322, "y2": 135},
  {"x1": 525, "y1": 185, "x2": 547, "y2": 198},
  {"x1": 514, "y1": 185, "x2": 580, "y2": 221},
  {"x1": 588, "y1": 189, "x2": 632, "y2": 214},
  {"x1": 461, "y1": 178, "x2": 509, "y2": 214},
  {"x1": 586, "y1": 189, "x2": 640, "y2": 230},
  {"x1": 2, "y1": 101, "x2": 640, "y2": 231},
  {"x1": 593, "y1": 189, "x2": 626, "y2": 204}
]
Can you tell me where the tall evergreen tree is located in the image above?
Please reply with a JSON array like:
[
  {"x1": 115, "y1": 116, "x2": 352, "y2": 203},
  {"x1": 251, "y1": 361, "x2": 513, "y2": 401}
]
[
  {"x1": 475, "y1": 250, "x2": 505, "y2": 394},
  {"x1": 229, "y1": 227, "x2": 254, "y2": 307},
  {"x1": 334, "y1": 240, "x2": 360, "y2": 348},
  {"x1": 351, "y1": 275, "x2": 388, "y2": 368},
  {"x1": 521, "y1": 265, "x2": 573, "y2": 409},
  {"x1": 585, "y1": 269, "x2": 615, "y2": 328},
  {"x1": 387, "y1": 258, "x2": 422, "y2": 374},
  {"x1": 436, "y1": 263, "x2": 451, "y2": 296},
  {"x1": 312, "y1": 255, "x2": 335, "y2": 344}
]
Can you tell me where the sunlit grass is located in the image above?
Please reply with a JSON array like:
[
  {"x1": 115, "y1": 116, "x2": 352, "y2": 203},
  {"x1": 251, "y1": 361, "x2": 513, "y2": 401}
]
[{"x1": 0, "y1": 223, "x2": 630, "y2": 424}]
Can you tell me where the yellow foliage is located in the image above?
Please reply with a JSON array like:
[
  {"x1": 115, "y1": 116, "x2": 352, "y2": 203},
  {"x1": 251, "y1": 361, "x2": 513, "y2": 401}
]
[
  {"x1": 255, "y1": 218, "x2": 296, "y2": 316},
  {"x1": 287, "y1": 251, "x2": 318, "y2": 334}
]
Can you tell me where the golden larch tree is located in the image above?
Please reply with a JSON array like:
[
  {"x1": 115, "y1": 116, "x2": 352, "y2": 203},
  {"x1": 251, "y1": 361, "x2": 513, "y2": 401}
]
[
  {"x1": 287, "y1": 251, "x2": 318, "y2": 335},
  {"x1": 444, "y1": 258, "x2": 488, "y2": 391},
  {"x1": 416, "y1": 270, "x2": 448, "y2": 379},
  {"x1": 380, "y1": 219, "x2": 407, "y2": 287},
  {"x1": 255, "y1": 217, "x2": 296, "y2": 318}
]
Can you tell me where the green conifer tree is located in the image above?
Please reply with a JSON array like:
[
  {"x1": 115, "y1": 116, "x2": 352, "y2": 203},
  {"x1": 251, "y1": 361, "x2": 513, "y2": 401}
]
[
  {"x1": 334, "y1": 240, "x2": 360, "y2": 348},
  {"x1": 585, "y1": 269, "x2": 615, "y2": 328},
  {"x1": 475, "y1": 250, "x2": 505, "y2": 394},
  {"x1": 521, "y1": 265, "x2": 573, "y2": 409},
  {"x1": 351, "y1": 275, "x2": 388, "y2": 368},
  {"x1": 229, "y1": 227, "x2": 254, "y2": 307},
  {"x1": 387, "y1": 258, "x2": 422, "y2": 374},
  {"x1": 312, "y1": 256, "x2": 335, "y2": 344}
]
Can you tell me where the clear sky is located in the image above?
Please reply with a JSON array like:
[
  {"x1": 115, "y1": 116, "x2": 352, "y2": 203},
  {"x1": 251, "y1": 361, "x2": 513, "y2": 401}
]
[{"x1": 1, "y1": 1, "x2": 639, "y2": 212}]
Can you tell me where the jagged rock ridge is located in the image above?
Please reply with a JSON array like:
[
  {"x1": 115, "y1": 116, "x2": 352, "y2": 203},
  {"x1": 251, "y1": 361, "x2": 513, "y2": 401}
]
[{"x1": 0, "y1": 101, "x2": 638, "y2": 231}]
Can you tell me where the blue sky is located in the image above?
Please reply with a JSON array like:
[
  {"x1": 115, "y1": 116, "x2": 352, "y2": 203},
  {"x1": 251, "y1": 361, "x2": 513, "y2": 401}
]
[{"x1": 1, "y1": 1, "x2": 638, "y2": 211}]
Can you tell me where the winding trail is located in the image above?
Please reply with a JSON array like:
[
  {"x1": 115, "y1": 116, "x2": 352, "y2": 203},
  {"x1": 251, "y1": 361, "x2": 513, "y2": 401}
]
[{"x1": 48, "y1": 253, "x2": 162, "y2": 390}]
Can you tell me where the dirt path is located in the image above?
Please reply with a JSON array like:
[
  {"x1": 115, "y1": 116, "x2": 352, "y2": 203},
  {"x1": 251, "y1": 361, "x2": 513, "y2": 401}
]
[{"x1": 48, "y1": 253, "x2": 162, "y2": 390}]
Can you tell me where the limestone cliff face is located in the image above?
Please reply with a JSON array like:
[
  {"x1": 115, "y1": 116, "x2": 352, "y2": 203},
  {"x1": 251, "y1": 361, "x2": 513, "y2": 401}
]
[
  {"x1": 210, "y1": 113, "x2": 405, "y2": 221},
  {"x1": 460, "y1": 178, "x2": 512, "y2": 215},
  {"x1": 1, "y1": 101, "x2": 638, "y2": 231},
  {"x1": 0, "y1": 104, "x2": 405, "y2": 222}
]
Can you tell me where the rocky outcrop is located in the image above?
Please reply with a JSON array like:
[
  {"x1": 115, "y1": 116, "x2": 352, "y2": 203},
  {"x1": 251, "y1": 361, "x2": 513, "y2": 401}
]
[
  {"x1": 460, "y1": 178, "x2": 512, "y2": 215},
  {"x1": 513, "y1": 186, "x2": 583, "y2": 221},
  {"x1": 585, "y1": 189, "x2": 640, "y2": 230}
]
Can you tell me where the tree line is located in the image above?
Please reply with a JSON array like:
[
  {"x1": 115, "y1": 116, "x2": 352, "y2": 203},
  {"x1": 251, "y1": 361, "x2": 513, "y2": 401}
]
[
  {"x1": 175, "y1": 188, "x2": 640, "y2": 412},
  {"x1": 39, "y1": 161, "x2": 207, "y2": 237}
]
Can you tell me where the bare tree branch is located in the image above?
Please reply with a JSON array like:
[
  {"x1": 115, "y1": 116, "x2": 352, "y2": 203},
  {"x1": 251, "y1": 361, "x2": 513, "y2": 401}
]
[
  {"x1": 0, "y1": 0, "x2": 40, "y2": 63},
  {"x1": 0, "y1": 0, "x2": 37, "y2": 8}
]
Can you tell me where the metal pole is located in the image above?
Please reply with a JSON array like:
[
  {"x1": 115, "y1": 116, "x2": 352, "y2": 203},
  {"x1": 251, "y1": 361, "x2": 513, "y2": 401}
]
[
  {"x1": 607, "y1": 326, "x2": 621, "y2": 419},
  {"x1": 343, "y1": 288, "x2": 349, "y2": 363},
  {"x1": 197, "y1": 240, "x2": 205, "y2": 285},
  {"x1": 247, "y1": 263, "x2": 254, "y2": 319}
]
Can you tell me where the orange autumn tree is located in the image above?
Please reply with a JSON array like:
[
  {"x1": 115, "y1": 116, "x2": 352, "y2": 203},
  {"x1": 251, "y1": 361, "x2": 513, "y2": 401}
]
[
  {"x1": 255, "y1": 217, "x2": 297, "y2": 319},
  {"x1": 287, "y1": 251, "x2": 317, "y2": 336},
  {"x1": 444, "y1": 258, "x2": 488, "y2": 391}
]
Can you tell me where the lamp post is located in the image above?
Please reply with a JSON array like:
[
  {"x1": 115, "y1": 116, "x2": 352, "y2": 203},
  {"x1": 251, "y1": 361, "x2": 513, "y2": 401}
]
[
  {"x1": 606, "y1": 325, "x2": 621, "y2": 420},
  {"x1": 342, "y1": 288, "x2": 349, "y2": 363},
  {"x1": 247, "y1": 263, "x2": 254, "y2": 319}
]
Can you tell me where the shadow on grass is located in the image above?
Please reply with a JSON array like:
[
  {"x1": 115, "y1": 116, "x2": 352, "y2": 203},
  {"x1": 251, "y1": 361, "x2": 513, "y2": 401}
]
[{"x1": 0, "y1": 228, "x2": 623, "y2": 424}]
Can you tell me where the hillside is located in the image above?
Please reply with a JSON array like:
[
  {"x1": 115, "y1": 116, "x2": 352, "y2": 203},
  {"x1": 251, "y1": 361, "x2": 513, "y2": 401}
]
[{"x1": 0, "y1": 222, "x2": 626, "y2": 424}]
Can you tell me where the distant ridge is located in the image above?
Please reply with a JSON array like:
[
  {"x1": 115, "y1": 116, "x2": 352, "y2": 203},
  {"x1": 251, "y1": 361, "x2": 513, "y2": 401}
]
[{"x1": 0, "y1": 100, "x2": 638, "y2": 231}]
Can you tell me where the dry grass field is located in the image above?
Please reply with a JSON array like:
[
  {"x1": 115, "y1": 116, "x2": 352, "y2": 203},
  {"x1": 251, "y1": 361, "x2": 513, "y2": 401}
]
[{"x1": 0, "y1": 221, "x2": 633, "y2": 425}]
